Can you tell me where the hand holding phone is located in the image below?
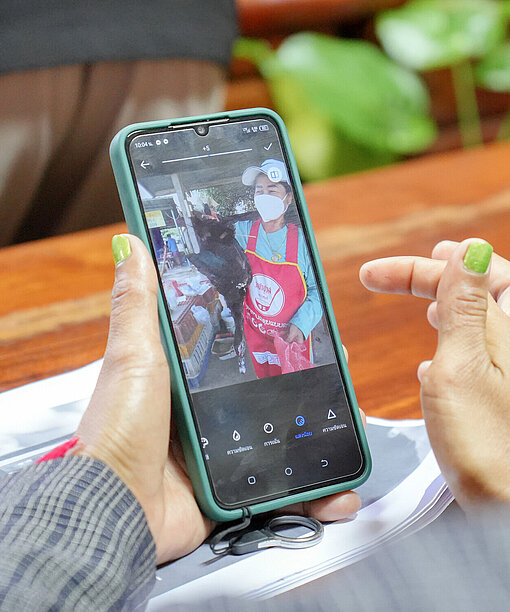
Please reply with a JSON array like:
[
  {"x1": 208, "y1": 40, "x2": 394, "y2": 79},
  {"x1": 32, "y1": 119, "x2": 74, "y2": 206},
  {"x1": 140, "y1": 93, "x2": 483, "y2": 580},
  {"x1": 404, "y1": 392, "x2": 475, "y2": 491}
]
[
  {"x1": 76, "y1": 233, "x2": 365, "y2": 565},
  {"x1": 110, "y1": 108, "x2": 371, "y2": 521}
]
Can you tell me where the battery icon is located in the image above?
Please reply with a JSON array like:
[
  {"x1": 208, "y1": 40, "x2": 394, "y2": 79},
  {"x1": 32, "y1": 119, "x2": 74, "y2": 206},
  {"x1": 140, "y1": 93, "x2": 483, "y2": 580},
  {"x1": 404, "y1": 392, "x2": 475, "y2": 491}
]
[{"x1": 259, "y1": 125, "x2": 269, "y2": 131}]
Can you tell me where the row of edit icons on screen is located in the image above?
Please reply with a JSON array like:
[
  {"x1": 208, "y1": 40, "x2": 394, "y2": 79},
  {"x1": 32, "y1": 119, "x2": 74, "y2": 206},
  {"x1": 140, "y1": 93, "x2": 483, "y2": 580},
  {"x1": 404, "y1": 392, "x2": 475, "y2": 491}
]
[{"x1": 200, "y1": 409, "x2": 337, "y2": 448}]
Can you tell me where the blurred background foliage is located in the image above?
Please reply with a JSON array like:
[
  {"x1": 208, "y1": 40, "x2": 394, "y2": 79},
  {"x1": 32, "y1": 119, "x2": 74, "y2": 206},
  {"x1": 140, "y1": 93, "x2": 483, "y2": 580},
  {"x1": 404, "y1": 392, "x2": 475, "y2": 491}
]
[{"x1": 234, "y1": 0, "x2": 510, "y2": 181}]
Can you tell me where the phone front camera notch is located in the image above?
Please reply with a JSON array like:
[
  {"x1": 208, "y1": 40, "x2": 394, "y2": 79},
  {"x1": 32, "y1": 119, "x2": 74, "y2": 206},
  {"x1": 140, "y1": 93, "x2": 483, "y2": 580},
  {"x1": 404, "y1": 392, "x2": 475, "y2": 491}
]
[{"x1": 194, "y1": 125, "x2": 209, "y2": 136}]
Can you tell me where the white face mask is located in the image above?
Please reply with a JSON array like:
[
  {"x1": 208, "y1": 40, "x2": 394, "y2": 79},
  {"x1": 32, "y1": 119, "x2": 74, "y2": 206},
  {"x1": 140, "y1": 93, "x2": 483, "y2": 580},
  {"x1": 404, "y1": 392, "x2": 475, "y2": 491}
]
[{"x1": 254, "y1": 193, "x2": 286, "y2": 222}]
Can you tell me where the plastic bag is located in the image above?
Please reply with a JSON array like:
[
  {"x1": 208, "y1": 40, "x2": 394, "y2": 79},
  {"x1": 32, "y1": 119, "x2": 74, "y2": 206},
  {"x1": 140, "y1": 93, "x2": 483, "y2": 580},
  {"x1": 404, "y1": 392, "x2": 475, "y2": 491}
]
[
  {"x1": 220, "y1": 307, "x2": 235, "y2": 333},
  {"x1": 163, "y1": 284, "x2": 178, "y2": 310},
  {"x1": 180, "y1": 277, "x2": 203, "y2": 296},
  {"x1": 273, "y1": 334, "x2": 315, "y2": 374},
  {"x1": 191, "y1": 305, "x2": 211, "y2": 325}
]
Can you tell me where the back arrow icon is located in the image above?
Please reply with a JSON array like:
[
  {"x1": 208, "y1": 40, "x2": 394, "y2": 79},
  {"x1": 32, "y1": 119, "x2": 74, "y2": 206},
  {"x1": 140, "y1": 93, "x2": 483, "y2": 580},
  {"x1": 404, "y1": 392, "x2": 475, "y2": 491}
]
[{"x1": 141, "y1": 160, "x2": 150, "y2": 169}]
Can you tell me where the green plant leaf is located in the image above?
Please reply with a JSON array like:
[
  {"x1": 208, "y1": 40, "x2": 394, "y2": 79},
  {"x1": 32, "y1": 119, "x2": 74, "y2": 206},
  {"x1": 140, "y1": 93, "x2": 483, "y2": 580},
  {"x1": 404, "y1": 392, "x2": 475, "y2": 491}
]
[
  {"x1": 475, "y1": 42, "x2": 510, "y2": 91},
  {"x1": 265, "y1": 32, "x2": 436, "y2": 154},
  {"x1": 287, "y1": 114, "x2": 397, "y2": 180},
  {"x1": 376, "y1": 0, "x2": 506, "y2": 71},
  {"x1": 233, "y1": 37, "x2": 274, "y2": 65}
]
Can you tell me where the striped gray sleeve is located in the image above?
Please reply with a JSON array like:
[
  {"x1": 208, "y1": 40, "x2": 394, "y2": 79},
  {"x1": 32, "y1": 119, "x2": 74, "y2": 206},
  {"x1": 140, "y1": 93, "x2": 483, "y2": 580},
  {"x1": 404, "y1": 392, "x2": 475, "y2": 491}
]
[{"x1": 0, "y1": 456, "x2": 156, "y2": 611}]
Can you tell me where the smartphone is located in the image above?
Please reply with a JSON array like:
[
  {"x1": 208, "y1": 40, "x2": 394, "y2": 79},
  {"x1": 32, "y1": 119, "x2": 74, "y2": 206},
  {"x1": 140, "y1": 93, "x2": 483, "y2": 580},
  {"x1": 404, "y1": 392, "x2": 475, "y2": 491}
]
[{"x1": 110, "y1": 108, "x2": 371, "y2": 521}]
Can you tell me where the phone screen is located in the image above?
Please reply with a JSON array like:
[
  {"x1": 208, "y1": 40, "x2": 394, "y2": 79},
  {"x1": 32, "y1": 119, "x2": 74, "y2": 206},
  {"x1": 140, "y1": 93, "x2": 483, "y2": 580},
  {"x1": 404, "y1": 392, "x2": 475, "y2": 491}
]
[{"x1": 126, "y1": 115, "x2": 366, "y2": 508}]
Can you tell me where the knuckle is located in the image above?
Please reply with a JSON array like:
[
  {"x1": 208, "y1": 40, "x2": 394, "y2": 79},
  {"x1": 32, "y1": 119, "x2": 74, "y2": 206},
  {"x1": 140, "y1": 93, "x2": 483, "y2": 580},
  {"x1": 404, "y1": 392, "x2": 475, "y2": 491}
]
[
  {"x1": 422, "y1": 349, "x2": 492, "y2": 400},
  {"x1": 111, "y1": 276, "x2": 150, "y2": 309},
  {"x1": 441, "y1": 289, "x2": 488, "y2": 323},
  {"x1": 104, "y1": 349, "x2": 168, "y2": 383},
  {"x1": 420, "y1": 361, "x2": 455, "y2": 396},
  {"x1": 454, "y1": 289, "x2": 487, "y2": 313}
]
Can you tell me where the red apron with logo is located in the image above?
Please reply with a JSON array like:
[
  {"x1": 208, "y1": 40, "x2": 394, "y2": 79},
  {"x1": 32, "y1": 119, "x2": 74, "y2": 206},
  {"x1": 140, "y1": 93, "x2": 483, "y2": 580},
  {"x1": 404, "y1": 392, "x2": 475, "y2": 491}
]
[{"x1": 244, "y1": 219, "x2": 312, "y2": 378}]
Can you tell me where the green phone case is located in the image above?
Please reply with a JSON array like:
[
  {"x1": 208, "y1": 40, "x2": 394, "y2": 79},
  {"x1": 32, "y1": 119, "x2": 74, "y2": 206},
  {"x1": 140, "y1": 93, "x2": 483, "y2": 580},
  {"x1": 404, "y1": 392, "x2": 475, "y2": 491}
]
[{"x1": 110, "y1": 107, "x2": 371, "y2": 521}]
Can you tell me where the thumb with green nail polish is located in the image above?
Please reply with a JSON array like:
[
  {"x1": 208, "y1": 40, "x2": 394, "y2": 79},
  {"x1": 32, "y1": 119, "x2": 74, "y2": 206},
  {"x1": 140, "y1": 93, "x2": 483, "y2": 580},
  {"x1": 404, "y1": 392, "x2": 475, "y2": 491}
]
[
  {"x1": 77, "y1": 233, "x2": 214, "y2": 564},
  {"x1": 463, "y1": 241, "x2": 493, "y2": 275},
  {"x1": 435, "y1": 239, "x2": 493, "y2": 356},
  {"x1": 112, "y1": 234, "x2": 132, "y2": 265},
  {"x1": 419, "y1": 238, "x2": 510, "y2": 508},
  {"x1": 359, "y1": 237, "x2": 510, "y2": 509}
]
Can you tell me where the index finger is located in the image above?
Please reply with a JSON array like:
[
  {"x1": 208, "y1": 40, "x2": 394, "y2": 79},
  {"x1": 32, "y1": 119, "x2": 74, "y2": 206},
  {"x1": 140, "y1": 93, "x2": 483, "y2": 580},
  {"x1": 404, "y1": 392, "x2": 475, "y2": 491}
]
[{"x1": 359, "y1": 256, "x2": 446, "y2": 300}]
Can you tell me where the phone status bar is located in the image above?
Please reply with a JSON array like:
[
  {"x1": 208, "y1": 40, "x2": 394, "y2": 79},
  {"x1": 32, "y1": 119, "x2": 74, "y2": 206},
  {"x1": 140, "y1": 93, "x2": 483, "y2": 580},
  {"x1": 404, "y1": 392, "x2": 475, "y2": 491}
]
[{"x1": 242, "y1": 124, "x2": 270, "y2": 134}]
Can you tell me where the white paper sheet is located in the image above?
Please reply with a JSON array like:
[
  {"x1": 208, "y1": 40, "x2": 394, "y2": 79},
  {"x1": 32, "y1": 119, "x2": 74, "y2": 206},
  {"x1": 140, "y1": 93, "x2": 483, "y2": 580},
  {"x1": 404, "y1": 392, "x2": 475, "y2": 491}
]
[
  {"x1": 0, "y1": 361, "x2": 453, "y2": 605},
  {"x1": 149, "y1": 420, "x2": 452, "y2": 607}
]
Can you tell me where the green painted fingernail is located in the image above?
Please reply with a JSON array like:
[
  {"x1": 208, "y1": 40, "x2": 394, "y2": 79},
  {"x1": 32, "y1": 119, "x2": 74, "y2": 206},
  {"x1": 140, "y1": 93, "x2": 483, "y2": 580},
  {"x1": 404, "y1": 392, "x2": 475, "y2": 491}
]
[
  {"x1": 112, "y1": 235, "x2": 131, "y2": 265},
  {"x1": 463, "y1": 241, "x2": 493, "y2": 274}
]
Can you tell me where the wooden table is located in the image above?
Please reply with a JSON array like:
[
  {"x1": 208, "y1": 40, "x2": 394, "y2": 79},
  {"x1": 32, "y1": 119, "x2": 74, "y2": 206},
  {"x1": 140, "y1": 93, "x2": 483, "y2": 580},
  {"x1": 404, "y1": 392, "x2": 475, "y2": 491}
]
[
  {"x1": 2, "y1": 142, "x2": 510, "y2": 419},
  {"x1": 237, "y1": 0, "x2": 405, "y2": 35}
]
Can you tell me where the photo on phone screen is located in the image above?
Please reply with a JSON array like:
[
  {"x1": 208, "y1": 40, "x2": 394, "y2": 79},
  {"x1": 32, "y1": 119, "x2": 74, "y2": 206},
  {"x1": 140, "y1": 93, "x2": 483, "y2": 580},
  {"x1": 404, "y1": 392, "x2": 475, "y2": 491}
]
[{"x1": 126, "y1": 115, "x2": 366, "y2": 508}]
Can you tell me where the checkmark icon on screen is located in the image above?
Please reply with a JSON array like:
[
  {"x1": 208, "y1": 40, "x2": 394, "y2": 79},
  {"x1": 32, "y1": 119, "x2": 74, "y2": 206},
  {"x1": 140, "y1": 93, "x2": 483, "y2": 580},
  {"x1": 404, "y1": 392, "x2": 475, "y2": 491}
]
[{"x1": 264, "y1": 143, "x2": 273, "y2": 151}]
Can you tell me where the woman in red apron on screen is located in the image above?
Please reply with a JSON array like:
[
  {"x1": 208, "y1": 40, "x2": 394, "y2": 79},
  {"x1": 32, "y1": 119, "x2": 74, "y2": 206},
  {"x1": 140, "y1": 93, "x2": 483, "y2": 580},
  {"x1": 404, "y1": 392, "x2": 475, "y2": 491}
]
[{"x1": 235, "y1": 159, "x2": 323, "y2": 378}]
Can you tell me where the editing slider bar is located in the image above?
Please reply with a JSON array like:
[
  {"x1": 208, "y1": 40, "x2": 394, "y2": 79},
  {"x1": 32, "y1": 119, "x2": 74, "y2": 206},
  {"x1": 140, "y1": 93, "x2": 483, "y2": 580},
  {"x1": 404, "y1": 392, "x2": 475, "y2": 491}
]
[{"x1": 162, "y1": 148, "x2": 253, "y2": 164}]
